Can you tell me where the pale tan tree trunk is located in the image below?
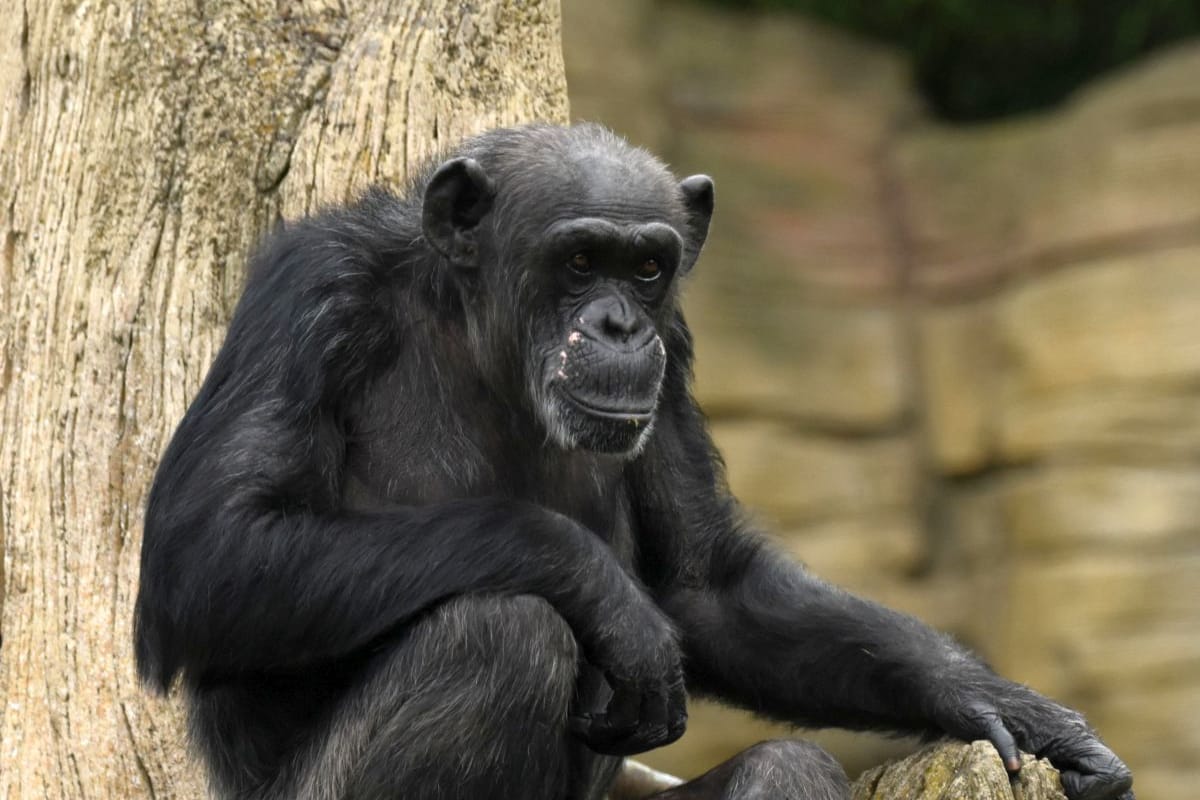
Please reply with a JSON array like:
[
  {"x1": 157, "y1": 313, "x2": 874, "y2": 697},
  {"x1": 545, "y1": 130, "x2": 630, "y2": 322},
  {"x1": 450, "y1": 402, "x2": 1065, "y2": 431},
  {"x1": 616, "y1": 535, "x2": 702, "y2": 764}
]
[{"x1": 0, "y1": 1, "x2": 567, "y2": 796}]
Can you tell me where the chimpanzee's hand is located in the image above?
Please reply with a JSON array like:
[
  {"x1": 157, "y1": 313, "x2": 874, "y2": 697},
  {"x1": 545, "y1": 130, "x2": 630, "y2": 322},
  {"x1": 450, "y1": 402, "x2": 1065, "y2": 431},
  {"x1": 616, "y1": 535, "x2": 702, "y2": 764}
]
[
  {"x1": 936, "y1": 686, "x2": 1133, "y2": 800},
  {"x1": 568, "y1": 602, "x2": 687, "y2": 756}
]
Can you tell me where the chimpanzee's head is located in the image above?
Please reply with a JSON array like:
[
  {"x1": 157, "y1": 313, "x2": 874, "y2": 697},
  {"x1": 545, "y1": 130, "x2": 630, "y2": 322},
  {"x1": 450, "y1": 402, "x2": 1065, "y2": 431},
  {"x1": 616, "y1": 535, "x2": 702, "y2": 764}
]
[{"x1": 421, "y1": 124, "x2": 713, "y2": 456}]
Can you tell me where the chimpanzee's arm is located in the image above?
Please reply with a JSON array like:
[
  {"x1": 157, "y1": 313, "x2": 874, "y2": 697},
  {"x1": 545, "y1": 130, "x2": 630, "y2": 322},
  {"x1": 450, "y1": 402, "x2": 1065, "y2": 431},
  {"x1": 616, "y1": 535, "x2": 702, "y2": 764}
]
[{"x1": 630, "y1": 387, "x2": 1133, "y2": 800}]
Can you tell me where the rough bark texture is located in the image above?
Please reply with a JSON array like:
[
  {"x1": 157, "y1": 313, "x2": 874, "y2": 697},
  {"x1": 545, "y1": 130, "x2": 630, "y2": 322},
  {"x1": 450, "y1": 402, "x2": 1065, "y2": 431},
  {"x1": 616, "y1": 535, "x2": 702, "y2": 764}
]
[{"x1": 0, "y1": 1, "x2": 567, "y2": 797}]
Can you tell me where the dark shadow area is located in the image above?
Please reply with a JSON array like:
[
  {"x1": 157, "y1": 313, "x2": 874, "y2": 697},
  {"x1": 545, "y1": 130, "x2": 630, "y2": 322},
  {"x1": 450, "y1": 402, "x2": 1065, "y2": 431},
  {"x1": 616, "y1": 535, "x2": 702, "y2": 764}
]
[{"x1": 700, "y1": 0, "x2": 1200, "y2": 120}]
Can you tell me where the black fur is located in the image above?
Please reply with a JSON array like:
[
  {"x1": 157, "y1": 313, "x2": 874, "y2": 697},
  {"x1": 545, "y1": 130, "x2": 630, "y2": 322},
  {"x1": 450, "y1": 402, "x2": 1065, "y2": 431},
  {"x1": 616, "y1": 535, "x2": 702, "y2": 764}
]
[{"x1": 135, "y1": 123, "x2": 1132, "y2": 800}]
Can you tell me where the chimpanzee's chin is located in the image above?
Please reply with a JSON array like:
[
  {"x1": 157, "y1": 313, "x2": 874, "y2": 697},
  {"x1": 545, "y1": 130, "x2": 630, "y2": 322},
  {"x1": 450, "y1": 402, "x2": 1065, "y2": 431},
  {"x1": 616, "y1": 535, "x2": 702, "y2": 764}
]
[{"x1": 555, "y1": 390, "x2": 656, "y2": 455}]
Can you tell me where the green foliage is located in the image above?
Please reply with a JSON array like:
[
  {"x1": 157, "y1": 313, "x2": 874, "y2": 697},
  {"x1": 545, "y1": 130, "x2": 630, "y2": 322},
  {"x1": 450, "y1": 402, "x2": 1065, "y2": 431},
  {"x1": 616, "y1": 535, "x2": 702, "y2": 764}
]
[{"x1": 700, "y1": 0, "x2": 1200, "y2": 120}]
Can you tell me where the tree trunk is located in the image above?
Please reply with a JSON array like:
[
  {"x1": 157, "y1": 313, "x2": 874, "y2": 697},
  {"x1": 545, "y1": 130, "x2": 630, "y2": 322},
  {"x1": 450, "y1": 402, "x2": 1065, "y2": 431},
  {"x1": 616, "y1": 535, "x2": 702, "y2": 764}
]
[{"x1": 0, "y1": 1, "x2": 567, "y2": 796}]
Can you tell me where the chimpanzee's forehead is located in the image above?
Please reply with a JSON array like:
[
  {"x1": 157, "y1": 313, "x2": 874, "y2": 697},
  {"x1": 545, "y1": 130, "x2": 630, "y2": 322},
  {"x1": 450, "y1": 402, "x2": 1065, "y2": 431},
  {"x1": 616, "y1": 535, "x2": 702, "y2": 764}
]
[
  {"x1": 504, "y1": 152, "x2": 686, "y2": 231},
  {"x1": 462, "y1": 124, "x2": 690, "y2": 228},
  {"x1": 563, "y1": 154, "x2": 679, "y2": 215}
]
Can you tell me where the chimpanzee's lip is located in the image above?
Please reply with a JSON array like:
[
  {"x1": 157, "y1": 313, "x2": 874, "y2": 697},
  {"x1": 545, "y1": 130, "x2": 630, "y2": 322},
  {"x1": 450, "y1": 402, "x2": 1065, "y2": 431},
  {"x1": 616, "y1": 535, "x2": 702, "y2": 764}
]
[{"x1": 561, "y1": 390, "x2": 655, "y2": 423}]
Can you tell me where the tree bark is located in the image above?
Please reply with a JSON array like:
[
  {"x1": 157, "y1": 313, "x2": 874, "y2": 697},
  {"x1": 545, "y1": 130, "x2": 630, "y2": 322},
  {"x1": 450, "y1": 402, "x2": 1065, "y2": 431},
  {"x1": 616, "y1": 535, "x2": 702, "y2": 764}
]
[{"x1": 0, "y1": 1, "x2": 567, "y2": 796}]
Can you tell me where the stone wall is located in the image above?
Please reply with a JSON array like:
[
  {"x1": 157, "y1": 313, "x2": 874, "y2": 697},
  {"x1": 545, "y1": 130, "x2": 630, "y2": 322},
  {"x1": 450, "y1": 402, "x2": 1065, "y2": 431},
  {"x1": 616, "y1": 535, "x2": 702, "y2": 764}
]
[{"x1": 564, "y1": 2, "x2": 1200, "y2": 797}]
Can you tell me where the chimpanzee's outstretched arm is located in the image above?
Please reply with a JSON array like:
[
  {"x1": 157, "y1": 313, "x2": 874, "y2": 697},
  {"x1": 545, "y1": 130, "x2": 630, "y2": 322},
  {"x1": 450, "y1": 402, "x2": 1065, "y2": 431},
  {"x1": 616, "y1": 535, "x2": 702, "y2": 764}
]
[{"x1": 630, "y1": 390, "x2": 1133, "y2": 800}]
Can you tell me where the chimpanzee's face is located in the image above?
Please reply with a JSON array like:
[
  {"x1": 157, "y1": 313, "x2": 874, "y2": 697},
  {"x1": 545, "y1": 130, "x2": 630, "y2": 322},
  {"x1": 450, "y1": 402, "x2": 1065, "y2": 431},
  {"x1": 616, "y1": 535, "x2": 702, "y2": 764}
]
[
  {"x1": 421, "y1": 128, "x2": 713, "y2": 456},
  {"x1": 528, "y1": 211, "x2": 680, "y2": 455}
]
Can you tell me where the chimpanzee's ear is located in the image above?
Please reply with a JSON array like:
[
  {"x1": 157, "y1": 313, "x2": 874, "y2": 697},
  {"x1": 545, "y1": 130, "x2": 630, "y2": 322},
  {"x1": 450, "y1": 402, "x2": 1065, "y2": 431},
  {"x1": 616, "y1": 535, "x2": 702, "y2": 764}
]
[
  {"x1": 679, "y1": 175, "x2": 714, "y2": 271},
  {"x1": 422, "y1": 157, "x2": 497, "y2": 268}
]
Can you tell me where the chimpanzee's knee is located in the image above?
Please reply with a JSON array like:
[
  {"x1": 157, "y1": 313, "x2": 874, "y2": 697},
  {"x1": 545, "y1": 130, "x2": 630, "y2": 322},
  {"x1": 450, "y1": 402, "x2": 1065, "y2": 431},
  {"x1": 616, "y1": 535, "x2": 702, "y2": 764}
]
[
  {"x1": 726, "y1": 740, "x2": 850, "y2": 800},
  {"x1": 417, "y1": 593, "x2": 581, "y2": 731},
  {"x1": 659, "y1": 739, "x2": 850, "y2": 800},
  {"x1": 329, "y1": 594, "x2": 585, "y2": 800}
]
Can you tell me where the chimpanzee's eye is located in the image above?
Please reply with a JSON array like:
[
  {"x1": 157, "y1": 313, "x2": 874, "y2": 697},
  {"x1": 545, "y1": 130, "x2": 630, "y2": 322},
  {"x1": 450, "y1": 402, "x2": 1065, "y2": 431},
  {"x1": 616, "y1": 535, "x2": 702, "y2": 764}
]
[
  {"x1": 568, "y1": 253, "x2": 592, "y2": 276},
  {"x1": 634, "y1": 258, "x2": 661, "y2": 282}
]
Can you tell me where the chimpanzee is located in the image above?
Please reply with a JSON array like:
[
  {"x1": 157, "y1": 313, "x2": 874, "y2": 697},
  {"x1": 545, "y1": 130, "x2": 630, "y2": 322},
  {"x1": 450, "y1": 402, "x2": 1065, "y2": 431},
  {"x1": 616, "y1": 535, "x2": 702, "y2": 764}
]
[{"x1": 134, "y1": 123, "x2": 1133, "y2": 800}]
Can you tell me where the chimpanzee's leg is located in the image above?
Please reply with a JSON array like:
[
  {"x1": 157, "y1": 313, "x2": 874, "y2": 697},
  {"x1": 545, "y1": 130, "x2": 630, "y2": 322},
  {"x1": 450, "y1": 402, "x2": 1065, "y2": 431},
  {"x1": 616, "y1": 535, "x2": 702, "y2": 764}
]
[
  {"x1": 270, "y1": 594, "x2": 619, "y2": 800},
  {"x1": 645, "y1": 741, "x2": 850, "y2": 800}
]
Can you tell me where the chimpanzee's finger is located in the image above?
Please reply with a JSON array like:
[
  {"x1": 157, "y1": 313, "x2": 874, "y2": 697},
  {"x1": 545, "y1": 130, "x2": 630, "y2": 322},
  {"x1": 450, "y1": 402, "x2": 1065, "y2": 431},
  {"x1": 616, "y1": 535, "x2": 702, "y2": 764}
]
[
  {"x1": 604, "y1": 676, "x2": 642, "y2": 728},
  {"x1": 1059, "y1": 769, "x2": 1134, "y2": 800},
  {"x1": 985, "y1": 722, "x2": 1022, "y2": 774},
  {"x1": 568, "y1": 712, "x2": 595, "y2": 739},
  {"x1": 635, "y1": 684, "x2": 672, "y2": 748},
  {"x1": 1042, "y1": 730, "x2": 1132, "y2": 800},
  {"x1": 666, "y1": 675, "x2": 687, "y2": 741},
  {"x1": 964, "y1": 702, "x2": 1021, "y2": 774}
]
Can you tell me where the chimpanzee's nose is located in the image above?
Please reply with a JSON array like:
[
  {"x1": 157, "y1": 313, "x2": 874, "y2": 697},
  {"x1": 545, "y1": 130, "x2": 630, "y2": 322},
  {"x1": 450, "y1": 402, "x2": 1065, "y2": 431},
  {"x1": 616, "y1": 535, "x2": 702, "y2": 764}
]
[{"x1": 579, "y1": 295, "x2": 653, "y2": 348}]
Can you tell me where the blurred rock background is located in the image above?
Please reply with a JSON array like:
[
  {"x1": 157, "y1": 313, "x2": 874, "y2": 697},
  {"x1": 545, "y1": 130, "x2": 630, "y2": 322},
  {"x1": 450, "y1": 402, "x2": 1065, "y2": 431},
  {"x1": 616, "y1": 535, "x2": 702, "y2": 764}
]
[{"x1": 563, "y1": 2, "x2": 1200, "y2": 798}]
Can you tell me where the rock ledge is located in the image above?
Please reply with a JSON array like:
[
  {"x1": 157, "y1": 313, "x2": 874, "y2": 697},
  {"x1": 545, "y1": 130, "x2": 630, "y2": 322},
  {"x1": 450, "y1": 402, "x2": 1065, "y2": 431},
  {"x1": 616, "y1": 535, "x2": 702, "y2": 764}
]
[
  {"x1": 852, "y1": 741, "x2": 1066, "y2": 800},
  {"x1": 616, "y1": 741, "x2": 1067, "y2": 799}
]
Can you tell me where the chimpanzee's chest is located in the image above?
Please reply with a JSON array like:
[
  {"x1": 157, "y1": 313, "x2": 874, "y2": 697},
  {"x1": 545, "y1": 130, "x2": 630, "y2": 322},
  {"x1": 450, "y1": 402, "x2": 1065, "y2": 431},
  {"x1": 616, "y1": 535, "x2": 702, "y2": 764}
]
[{"x1": 340, "y1": 361, "x2": 639, "y2": 568}]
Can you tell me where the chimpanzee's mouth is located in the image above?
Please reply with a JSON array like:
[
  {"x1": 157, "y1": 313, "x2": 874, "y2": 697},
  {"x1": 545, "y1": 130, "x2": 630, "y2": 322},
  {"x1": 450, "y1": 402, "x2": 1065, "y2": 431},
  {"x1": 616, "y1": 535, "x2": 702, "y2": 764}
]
[{"x1": 560, "y1": 390, "x2": 655, "y2": 424}]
